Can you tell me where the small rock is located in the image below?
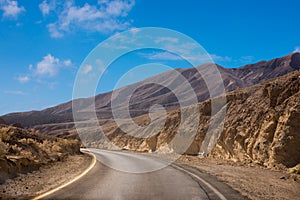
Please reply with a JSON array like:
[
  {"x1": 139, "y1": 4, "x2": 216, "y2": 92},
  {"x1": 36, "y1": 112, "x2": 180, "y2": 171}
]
[
  {"x1": 294, "y1": 177, "x2": 298, "y2": 181},
  {"x1": 279, "y1": 176, "x2": 286, "y2": 180}
]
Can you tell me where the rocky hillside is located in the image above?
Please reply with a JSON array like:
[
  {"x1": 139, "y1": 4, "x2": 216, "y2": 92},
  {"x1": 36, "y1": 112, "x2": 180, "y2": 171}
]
[
  {"x1": 2, "y1": 53, "x2": 300, "y2": 128},
  {"x1": 210, "y1": 71, "x2": 300, "y2": 168},
  {"x1": 78, "y1": 70, "x2": 300, "y2": 169},
  {"x1": 0, "y1": 118, "x2": 6, "y2": 125},
  {"x1": 0, "y1": 122, "x2": 81, "y2": 183}
]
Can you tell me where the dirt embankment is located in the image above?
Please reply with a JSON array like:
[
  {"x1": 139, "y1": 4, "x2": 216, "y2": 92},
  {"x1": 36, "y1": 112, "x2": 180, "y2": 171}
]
[
  {"x1": 0, "y1": 154, "x2": 92, "y2": 199},
  {"x1": 0, "y1": 122, "x2": 81, "y2": 184}
]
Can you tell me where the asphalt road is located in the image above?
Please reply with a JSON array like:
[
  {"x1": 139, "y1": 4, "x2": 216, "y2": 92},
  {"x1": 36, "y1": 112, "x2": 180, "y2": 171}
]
[{"x1": 43, "y1": 149, "x2": 247, "y2": 200}]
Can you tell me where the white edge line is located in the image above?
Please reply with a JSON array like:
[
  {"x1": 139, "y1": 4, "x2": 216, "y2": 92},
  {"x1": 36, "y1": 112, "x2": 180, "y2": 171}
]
[
  {"x1": 171, "y1": 164, "x2": 227, "y2": 200},
  {"x1": 32, "y1": 152, "x2": 97, "y2": 200}
]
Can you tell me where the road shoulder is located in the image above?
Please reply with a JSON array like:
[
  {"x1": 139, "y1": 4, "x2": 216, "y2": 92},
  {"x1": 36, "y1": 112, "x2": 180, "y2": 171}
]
[
  {"x1": 177, "y1": 156, "x2": 300, "y2": 200},
  {"x1": 0, "y1": 153, "x2": 93, "y2": 199}
]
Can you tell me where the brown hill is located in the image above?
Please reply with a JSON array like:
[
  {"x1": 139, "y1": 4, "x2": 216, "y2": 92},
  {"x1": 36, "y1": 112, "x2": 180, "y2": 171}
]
[
  {"x1": 2, "y1": 53, "x2": 300, "y2": 128},
  {"x1": 0, "y1": 118, "x2": 6, "y2": 125},
  {"x1": 79, "y1": 70, "x2": 300, "y2": 169}
]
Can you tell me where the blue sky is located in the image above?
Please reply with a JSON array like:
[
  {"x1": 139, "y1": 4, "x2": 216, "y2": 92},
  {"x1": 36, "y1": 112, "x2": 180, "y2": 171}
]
[{"x1": 0, "y1": 0, "x2": 299, "y2": 115}]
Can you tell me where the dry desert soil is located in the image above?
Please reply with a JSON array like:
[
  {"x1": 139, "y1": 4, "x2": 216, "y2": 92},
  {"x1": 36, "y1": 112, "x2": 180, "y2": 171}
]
[
  {"x1": 0, "y1": 154, "x2": 92, "y2": 199},
  {"x1": 177, "y1": 155, "x2": 300, "y2": 200}
]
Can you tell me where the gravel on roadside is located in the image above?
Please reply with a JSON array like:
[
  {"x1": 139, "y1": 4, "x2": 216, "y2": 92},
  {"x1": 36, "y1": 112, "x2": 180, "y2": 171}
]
[
  {"x1": 177, "y1": 155, "x2": 300, "y2": 200},
  {"x1": 0, "y1": 153, "x2": 92, "y2": 199}
]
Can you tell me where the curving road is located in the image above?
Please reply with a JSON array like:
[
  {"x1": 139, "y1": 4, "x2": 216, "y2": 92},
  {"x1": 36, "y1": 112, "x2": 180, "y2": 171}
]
[{"x1": 42, "y1": 149, "x2": 246, "y2": 200}]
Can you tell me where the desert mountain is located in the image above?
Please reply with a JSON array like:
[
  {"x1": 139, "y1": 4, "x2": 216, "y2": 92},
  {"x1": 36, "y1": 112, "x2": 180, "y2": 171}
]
[
  {"x1": 0, "y1": 118, "x2": 6, "y2": 125},
  {"x1": 78, "y1": 70, "x2": 300, "y2": 169},
  {"x1": 2, "y1": 52, "x2": 300, "y2": 129}
]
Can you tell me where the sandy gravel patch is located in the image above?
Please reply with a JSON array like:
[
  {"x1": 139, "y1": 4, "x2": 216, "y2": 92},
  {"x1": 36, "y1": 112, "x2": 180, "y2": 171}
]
[
  {"x1": 0, "y1": 154, "x2": 92, "y2": 199},
  {"x1": 177, "y1": 156, "x2": 300, "y2": 200}
]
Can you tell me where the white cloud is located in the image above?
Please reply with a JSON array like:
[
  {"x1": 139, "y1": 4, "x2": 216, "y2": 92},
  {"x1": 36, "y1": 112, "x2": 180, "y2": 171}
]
[
  {"x1": 31, "y1": 54, "x2": 71, "y2": 77},
  {"x1": 63, "y1": 59, "x2": 72, "y2": 67},
  {"x1": 35, "y1": 54, "x2": 60, "y2": 77},
  {"x1": 82, "y1": 64, "x2": 93, "y2": 74},
  {"x1": 138, "y1": 50, "x2": 255, "y2": 67},
  {"x1": 39, "y1": 0, "x2": 50, "y2": 16},
  {"x1": 155, "y1": 37, "x2": 179, "y2": 44},
  {"x1": 140, "y1": 51, "x2": 182, "y2": 61},
  {"x1": 95, "y1": 59, "x2": 106, "y2": 73},
  {"x1": 294, "y1": 46, "x2": 300, "y2": 53},
  {"x1": 39, "y1": 0, "x2": 57, "y2": 16},
  {"x1": 210, "y1": 54, "x2": 232, "y2": 62},
  {"x1": 45, "y1": 0, "x2": 135, "y2": 38},
  {"x1": 161, "y1": 42, "x2": 204, "y2": 62},
  {"x1": 239, "y1": 56, "x2": 255, "y2": 63},
  {"x1": 47, "y1": 23, "x2": 64, "y2": 38},
  {"x1": 104, "y1": 0, "x2": 133, "y2": 17},
  {"x1": 4, "y1": 90, "x2": 27, "y2": 95},
  {"x1": 17, "y1": 75, "x2": 29, "y2": 83},
  {"x1": 139, "y1": 51, "x2": 233, "y2": 63},
  {"x1": 0, "y1": 0, "x2": 25, "y2": 19}
]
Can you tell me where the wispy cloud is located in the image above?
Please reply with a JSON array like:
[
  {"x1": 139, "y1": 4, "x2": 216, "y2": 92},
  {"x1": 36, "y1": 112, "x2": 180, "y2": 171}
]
[
  {"x1": 95, "y1": 59, "x2": 106, "y2": 73},
  {"x1": 39, "y1": 0, "x2": 57, "y2": 16},
  {"x1": 63, "y1": 59, "x2": 72, "y2": 67},
  {"x1": 139, "y1": 51, "x2": 232, "y2": 63},
  {"x1": 139, "y1": 51, "x2": 182, "y2": 61},
  {"x1": 47, "y1": 23, "x2": 63, "y2": 38},
  {"x1": 43, "y1": 0, "x2": 135, "y2": 38},
  {"x1": 206, "y1": 54, "x2": 256, "y2": 66},
  {"x1": 155, "y1": 37, "x2": 179, "y2": 44},
  {"x1": 0, "y1": 0, "x2": 25, "y2": 19},
  {"x1": 16, "y1": 75, "x2": 30, "y2": 83},
  {"x1": 82, "y1": 64, "x2": 93, "y2": 74},
  {"x1": 294, "y1": 46, "x2": 300, "y2": 53},
  {"x1": 4, "y1": 90, "x2": 27, "y2": 95},
  {"x1": 210, "y1": 54, "x2": 232, "y2": 62},
  {"x1": 39, "y1": 0, "x2": 52, "y2": 16},
  {"x1": 138, "y1": 50, "x2": 256, "y2": 68},
  {"x1": 238, "y1": 56, "x2": 255, "y2": 63}
]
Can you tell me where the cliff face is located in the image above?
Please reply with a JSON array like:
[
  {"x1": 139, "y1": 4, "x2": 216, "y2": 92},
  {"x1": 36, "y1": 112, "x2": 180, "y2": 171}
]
[
  {"x1": 210, "y1": 71, "x2": 300, "y2": 168},
  {"x1": 82, "y1": 70, "x2": 300, "y2": 169}
]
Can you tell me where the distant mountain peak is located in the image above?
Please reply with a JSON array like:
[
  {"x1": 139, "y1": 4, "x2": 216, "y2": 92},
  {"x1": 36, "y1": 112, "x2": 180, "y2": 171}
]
[{"x1": 2, "y1": 53, "x2": 300, "y2": 128}]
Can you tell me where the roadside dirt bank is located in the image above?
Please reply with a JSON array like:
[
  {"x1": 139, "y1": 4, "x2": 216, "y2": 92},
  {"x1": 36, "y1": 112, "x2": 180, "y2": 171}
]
[
  {"x1": 0, "y1": 154, "x2": 92, "y2": 199},
  {"x1": 177, "y1": 155, "x2": 300, "y2": 200}
]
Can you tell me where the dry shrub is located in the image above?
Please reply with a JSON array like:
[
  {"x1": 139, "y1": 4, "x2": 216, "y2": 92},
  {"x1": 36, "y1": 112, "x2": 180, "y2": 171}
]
[
  {"x1": 0, "y1": 128, "x2": 11, "y2": 141},
  {"x1": 0, "y1": 140, "x2": 8, "y2": 157},
  {"x1": 289, "y1": 164, "x2": 300, "y2": 174},
  {"x1": 51, "y1": 144, "x2": 61, "y2": 152},
  {"x1": 0, "y1": 125, "x2": 83, "y2": 183}
]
